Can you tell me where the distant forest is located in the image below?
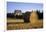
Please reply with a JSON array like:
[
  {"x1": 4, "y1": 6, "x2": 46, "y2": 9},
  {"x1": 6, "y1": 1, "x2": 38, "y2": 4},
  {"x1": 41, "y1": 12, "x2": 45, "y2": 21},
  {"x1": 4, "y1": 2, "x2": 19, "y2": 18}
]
[
  {"x1": 7, "y1": 10, "x2": 43, "y2": 23},
  {"x1": 7, "y1": 11, "x2": 43, "y2": 19}
]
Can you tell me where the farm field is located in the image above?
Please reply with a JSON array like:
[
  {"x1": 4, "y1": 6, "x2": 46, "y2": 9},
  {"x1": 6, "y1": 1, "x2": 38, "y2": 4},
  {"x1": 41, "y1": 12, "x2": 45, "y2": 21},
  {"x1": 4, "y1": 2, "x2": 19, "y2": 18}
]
[
  {"x1": 7, "y1": 18, "x2": 32, "y2": 30},
  {"x1": 7, "y1": 18, "x2": 43, "y2": 30}
]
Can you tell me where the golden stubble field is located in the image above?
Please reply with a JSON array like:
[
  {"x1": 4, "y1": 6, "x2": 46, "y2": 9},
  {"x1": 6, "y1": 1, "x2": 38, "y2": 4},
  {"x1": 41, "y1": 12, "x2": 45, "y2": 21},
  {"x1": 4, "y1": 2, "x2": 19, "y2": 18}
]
[{"x1": 7, "y1": 11, "x2": 43, "y2": 30}]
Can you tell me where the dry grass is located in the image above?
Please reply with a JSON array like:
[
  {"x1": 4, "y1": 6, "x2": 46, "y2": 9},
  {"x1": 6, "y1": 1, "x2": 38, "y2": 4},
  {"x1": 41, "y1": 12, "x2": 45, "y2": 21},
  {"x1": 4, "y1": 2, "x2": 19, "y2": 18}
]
[
  {"x1": 7, "y1": 18, "x2": 24, "y2": 23},
  {"x1": 7, "y1": 23, "x2": 32, "y2": 30},
  {"x1": 7, "y1": 11, "x2": 43, "y2": 30}
]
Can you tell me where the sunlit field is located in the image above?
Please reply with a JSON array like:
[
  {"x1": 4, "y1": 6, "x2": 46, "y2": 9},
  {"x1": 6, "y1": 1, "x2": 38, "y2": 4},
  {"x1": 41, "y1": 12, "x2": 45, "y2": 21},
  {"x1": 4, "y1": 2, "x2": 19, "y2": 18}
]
[{"x1": 7, "y1": 11, "x2": 43, "y2": 30}]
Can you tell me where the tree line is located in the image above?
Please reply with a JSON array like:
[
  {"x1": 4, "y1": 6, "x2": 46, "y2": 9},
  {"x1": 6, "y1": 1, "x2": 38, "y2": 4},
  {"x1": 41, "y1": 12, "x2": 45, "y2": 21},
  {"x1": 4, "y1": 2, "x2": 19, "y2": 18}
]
[{"x1": 7, "y1": 11, "x2": 43, "y2": 23}]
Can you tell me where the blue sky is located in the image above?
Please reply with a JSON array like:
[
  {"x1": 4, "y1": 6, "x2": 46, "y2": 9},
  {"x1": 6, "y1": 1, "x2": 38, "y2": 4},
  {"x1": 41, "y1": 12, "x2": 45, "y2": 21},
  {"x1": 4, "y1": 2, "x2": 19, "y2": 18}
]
[{"x1": 7, "y1": 2, "x2": 43, "y2": 13}]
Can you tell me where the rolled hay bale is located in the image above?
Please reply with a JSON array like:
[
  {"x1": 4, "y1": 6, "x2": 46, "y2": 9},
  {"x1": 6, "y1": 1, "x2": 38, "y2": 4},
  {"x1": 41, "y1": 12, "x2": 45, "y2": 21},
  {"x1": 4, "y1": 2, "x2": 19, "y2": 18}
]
[{"x1": 29, "y1": 11, "x2": 43, "y2": 28}]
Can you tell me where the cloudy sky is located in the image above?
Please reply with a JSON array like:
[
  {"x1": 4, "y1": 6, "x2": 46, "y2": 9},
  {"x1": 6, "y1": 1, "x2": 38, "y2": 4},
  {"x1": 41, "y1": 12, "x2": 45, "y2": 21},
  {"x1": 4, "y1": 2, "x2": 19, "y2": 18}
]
[{"x1": 7, "y1": 2, "x2": 43, "y2": 13}]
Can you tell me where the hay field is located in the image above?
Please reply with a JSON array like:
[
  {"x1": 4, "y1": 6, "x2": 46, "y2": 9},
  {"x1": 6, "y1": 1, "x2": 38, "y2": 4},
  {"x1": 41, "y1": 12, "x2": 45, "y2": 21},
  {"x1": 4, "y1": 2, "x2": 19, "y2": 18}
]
[
  {"x1": 7, "y1": 18, "x2": 32, "y2": 30},
  {"x1": 7, "y1": 11, "x2": 43, "y2": 30}
]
